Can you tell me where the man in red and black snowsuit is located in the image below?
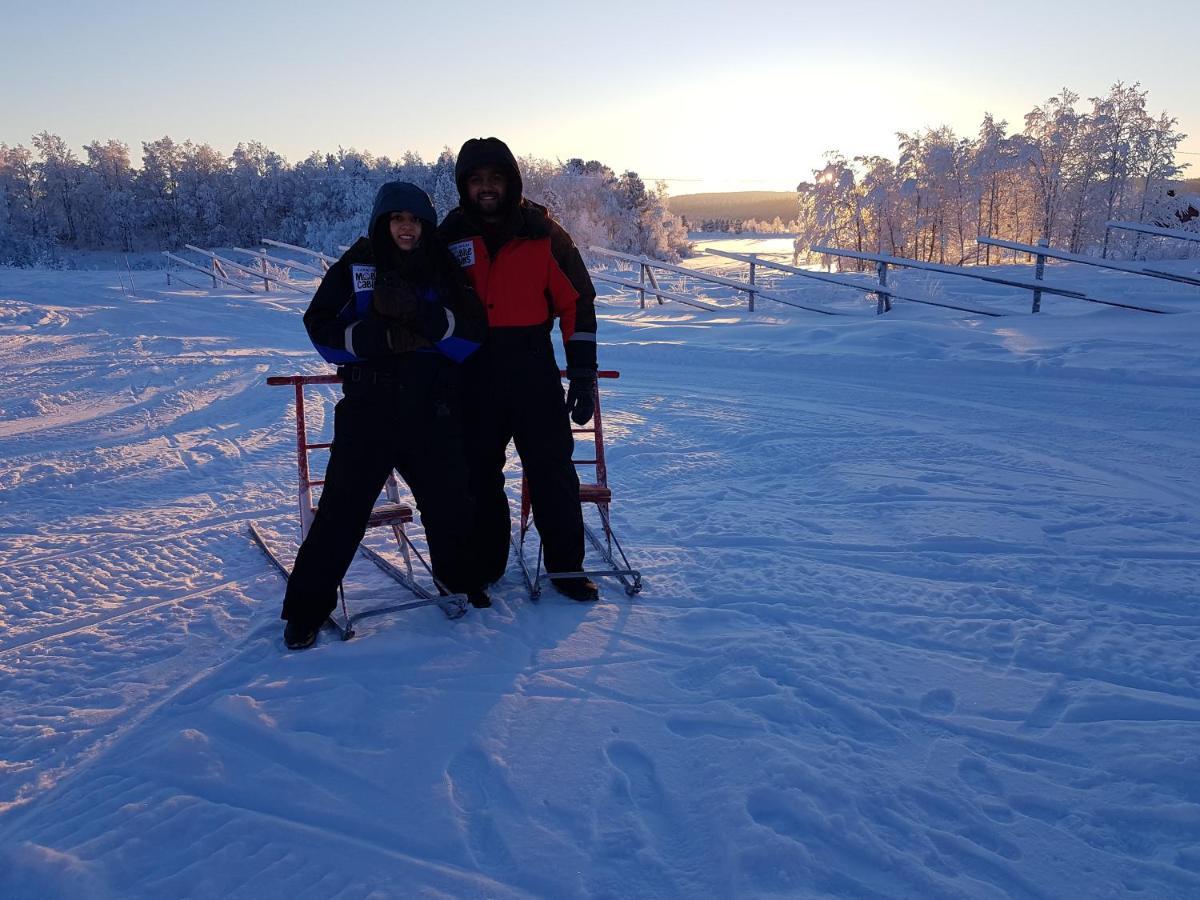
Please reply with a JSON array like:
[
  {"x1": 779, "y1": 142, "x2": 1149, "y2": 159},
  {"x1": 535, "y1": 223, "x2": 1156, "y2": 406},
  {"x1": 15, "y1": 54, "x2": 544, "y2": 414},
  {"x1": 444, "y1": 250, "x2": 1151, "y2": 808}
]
[{"x1": 439, "y1": 137, "x2": 600, "y2": 601}]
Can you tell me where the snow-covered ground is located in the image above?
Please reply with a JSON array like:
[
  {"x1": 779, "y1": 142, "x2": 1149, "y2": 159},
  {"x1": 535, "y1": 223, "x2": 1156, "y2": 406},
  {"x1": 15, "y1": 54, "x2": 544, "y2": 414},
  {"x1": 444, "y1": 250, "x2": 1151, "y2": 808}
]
[{"x1": 2, "y1": 245, "x2": 1199, "y2": 898}]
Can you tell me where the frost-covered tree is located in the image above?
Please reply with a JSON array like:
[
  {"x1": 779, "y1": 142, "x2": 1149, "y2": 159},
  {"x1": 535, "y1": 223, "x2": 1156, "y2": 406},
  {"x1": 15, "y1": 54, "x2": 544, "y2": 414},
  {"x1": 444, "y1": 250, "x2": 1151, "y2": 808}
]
[
  {"x1": 77, "y1": 140, "x2": 136, "y2": 251},
  {"x1": 1129, "y1": 111, "x2": 1189, "y2": 257},
  {"x1": 792, "y1": 83, "x2": 1190, "y2": 266},
  {"x1": 32, "y1": 132, "x2": 81, "y2": 244},
  {"x1": 227, "y1": 141, "x2": 289, "y2": 245},
  {"x1": 0, "y1": 136, "x2": 651, "y2": 264},
  {"x1": 971, "y1": 115, "x2": 1016, "y2": 262},
  {"x1": 1023, "y1": 89, "x2": 1082, "y2": 246},
  {"x1": 521, "y1": 157, "x2": 689, "y2": 261},
  {"x1": 1093, "y1": 82, "x2": 1148, "y2": 255},
  {"x1": 431, "y1": 147, "x2": 459, "y2": 220},
  {"x1": 137, "y1": 136, "x2": 186, "y2": 249},
  {"x1": 0, "y1": 142, "x2": 54, "y2": 265},
  {"x1": 176, "y1": 141, "x2": 228, "y2": 246}
]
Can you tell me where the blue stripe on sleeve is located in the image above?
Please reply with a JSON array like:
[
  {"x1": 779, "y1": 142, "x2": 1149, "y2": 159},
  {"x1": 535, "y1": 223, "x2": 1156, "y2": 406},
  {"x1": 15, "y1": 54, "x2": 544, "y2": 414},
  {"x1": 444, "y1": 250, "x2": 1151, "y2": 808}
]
[
  {"x1": 314, "y1": 343, "x2": 360, "y2": 365},
  {"x1": 435, "y1": 335, "x2": 481, "y2": 363}
]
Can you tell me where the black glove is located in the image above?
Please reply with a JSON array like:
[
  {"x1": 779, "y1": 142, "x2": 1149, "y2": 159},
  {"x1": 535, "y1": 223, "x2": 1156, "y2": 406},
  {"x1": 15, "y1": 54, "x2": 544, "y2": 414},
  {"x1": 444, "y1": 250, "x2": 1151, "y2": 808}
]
[
  {"x1": 566, "y1": 370, "x2": 596, "y2": 426},
  {"x1": 384, "y1": 323, "x2": 431, "y2": 354},
  {"x1": 373, "y1": 271, "x2": 421, "y2": 323}
]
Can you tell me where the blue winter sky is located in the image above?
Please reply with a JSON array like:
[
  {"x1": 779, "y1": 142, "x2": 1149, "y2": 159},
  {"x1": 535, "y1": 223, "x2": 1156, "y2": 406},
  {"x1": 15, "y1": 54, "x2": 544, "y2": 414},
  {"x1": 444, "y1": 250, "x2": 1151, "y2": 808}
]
[{"x1": 2, "y1": 0, "x2": 1197, "y2": 195}]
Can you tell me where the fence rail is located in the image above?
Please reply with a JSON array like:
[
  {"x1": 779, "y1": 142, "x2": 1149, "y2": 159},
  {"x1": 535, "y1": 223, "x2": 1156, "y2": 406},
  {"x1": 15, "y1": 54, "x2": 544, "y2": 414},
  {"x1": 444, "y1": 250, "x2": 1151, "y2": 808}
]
[
  {"x1": 811, "y1": 244, "x2": 1168, "y2": 315},
  {"x1": 184, "y1": 245, "x2": 310, "y2": 294},
  {"x1": 592, "y1": 246, "x2": 842, "y2": 315},
  {"x1": 590, "y1": 245, "x2": 761, "y2": 309},
  {"x1": 591, "y1": 271, "x2": 721, "y2": 312},
  {"x1": 261, "y1": 238, "x2": 338, "y2": 267},
  {"x1": 975, "y1": 237, "x2": 1200, "y2": 288},
  {"x1": 234, "y1": 247, "x2": 326, "y2": 279},
  {"x1": 162, "y1": 252, "x2": 258, "y2": 294},
  {"x1": 705, "y1": 249, "x2": 999, "y2": 317},
  {"x1": 1106, "y1": 221, "x2": 1200, "y2": 244}
]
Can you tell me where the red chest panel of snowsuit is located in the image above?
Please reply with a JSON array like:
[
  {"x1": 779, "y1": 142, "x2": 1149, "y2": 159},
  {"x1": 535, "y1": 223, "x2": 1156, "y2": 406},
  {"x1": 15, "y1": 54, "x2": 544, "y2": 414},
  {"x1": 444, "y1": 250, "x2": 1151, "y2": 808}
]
[{"x1": 445, "y1": 234, "x2": 582, "y2": 338}]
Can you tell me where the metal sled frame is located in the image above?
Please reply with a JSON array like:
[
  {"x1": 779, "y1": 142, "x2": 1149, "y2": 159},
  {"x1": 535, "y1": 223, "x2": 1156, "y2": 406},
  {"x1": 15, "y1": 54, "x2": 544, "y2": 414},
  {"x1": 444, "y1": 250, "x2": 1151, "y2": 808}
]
[
  {"x1": 250, "y1": 374, "x2": 467, "y2": 641},
  {"x1": 514, "y1": 370, "x2": 643, "y2": 599}
]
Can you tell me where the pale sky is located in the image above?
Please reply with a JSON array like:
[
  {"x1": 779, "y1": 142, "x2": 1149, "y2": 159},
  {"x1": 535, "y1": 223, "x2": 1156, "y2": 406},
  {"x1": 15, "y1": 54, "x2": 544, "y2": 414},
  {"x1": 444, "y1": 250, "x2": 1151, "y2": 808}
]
[{"x1": 2, "y1": 0, "x2": 1196, "y2": 195}]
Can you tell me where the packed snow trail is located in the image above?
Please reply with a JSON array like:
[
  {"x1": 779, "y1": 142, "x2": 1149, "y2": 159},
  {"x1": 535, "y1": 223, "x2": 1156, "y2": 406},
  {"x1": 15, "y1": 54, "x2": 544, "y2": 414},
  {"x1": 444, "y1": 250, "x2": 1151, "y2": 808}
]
[{"x1": 1, "y1": 259, "x2": 1199, "y2": 898}]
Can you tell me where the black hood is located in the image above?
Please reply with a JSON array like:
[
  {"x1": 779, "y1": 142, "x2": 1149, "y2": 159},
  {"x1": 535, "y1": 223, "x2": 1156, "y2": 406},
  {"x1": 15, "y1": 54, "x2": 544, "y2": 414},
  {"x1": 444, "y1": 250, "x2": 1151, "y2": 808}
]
[
  {"x1": 454, "y1": 137, "x2": 524, "y2": 208},
  {"x1": 368, "y1": 181, "x2": 437, "y2": 270}
]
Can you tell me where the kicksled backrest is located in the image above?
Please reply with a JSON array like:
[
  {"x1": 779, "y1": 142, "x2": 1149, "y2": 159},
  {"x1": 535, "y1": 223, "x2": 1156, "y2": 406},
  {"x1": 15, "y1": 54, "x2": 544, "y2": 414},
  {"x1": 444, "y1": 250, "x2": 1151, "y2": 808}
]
[
  {"x1": 266, "y1": 375, "x2": 413, "y2": 540},
  {"x1": 520, "y1": 370, "x2": 619, "y2": 532},
  {"x1": 515, "y1": 369, "x2": 642, "y2": 597}
]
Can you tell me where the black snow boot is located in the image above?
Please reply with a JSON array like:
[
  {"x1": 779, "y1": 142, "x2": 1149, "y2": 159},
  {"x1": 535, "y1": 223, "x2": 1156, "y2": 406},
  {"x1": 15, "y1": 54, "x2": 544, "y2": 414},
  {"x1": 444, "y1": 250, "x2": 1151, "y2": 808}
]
[
  {"x1": 468, "y1": 588, "x2": 492, "y2": 609},
  {"x1": 551, "y1": 577, "x2": 599, "y2": 602},
  {"x1": 284, "y1": 620, "x2": 320, "y2": 650}
]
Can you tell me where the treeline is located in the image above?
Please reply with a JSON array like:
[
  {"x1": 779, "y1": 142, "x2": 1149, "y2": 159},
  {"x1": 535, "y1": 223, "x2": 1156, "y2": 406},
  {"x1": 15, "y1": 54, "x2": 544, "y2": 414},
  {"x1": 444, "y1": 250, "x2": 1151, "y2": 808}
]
[
  {"x1": 694, "y1": 218, "x2": 749, "y2": 233},
  {"x1": 0, "y1": 136, "x2": 690, "y2": 267},
  {"x1": 797, "y1": 83, "x2": 1196, "y2": 267},
  {"x1": 689, "y1": 217, "x2": 800, "y2": 234},
  {"x1": 668, "y1": 191, "x2": 798, "y2": 224}
]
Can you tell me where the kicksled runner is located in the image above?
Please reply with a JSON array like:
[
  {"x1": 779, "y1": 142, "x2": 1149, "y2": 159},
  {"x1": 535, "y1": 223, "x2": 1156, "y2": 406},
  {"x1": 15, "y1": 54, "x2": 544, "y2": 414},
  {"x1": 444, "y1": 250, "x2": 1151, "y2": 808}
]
[{"x1": 251, "y1": 371, "x2": 641, "y2": 640}]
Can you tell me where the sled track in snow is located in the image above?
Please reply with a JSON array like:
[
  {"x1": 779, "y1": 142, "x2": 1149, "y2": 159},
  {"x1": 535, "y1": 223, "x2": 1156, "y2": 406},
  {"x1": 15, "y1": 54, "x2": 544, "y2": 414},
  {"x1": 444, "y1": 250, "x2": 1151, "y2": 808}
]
[
  {"x1": 0, "y1": 623, "x2": 285, "y2": 821},
  {"x1": 0, "y1": 575, "x2": 266, "y2": 656},
  {"x1": 0, "y1": 507, "x2": 291, "y2": 570}
]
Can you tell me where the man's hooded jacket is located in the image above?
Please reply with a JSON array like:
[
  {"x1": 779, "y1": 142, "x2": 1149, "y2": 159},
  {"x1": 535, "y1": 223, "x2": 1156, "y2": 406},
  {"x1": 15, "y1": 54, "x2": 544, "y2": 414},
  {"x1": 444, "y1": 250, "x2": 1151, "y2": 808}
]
[
  {"x1": 304, "y1": 181, "x2": 485, "y2": 368},
  {"x1": 438, "y1": 138, "x2": 598, "y2": 374}
]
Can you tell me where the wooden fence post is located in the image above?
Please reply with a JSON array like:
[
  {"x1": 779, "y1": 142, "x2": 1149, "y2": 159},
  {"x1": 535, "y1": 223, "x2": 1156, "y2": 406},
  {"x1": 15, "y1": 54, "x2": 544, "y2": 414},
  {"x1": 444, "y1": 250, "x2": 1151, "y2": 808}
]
[
  {"x1": 638, "y1": 263, "x2": 646, "y2": 309},
  {"x1": 875, "y1": 260, "x2": 892, "y2": 314},
  {"x1": 747, "y1": 254, "x2": 758, "y2": 311},
  {"x1": 644, "y1": 266, "x2": 663, "y2": 305},
  {"x1": 1032, "y1": 238, "x2": 1048, "y2": 313},
  {"x1": 260, "y1": 255, "x2": 271, "y2": 292}
]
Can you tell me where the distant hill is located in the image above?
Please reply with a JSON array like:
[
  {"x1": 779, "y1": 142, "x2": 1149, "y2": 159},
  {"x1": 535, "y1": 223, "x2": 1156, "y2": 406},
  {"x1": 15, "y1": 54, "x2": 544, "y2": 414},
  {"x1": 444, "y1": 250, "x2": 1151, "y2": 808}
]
[{"x1": 667, "y1": 191, "x2": 796, "y2": 224}]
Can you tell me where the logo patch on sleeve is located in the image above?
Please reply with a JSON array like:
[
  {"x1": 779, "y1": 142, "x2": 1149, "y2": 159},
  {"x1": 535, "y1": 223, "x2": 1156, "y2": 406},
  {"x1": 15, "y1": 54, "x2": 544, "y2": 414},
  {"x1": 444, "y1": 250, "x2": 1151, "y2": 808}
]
[
  {"x1": 351, "y1": 265, "x2": 375, "y2": 292},
  {"x1": 448, "y1": 240, "x2": 476, "y2": 268}
]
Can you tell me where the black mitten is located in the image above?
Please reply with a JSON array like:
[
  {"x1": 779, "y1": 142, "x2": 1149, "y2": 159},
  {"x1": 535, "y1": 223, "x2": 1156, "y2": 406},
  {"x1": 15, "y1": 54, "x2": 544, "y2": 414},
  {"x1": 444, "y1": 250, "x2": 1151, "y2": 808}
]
[
  {"x1": 565, "y1": 370, "x2": 596, "y2": 426},
  {"x1": 373, "y1": 271, "x2": 421, "y2": 323}
]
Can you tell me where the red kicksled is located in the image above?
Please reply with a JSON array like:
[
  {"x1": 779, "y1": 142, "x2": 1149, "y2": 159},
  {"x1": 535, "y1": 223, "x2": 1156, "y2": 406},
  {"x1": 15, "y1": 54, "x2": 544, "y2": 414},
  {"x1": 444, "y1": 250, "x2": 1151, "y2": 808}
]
[
  {"x1": 249, "y1": 374, "x2": 469, "y2": 640},
  {"x1": 512, "y1": 370, "x2": 643, "y2": 599}
]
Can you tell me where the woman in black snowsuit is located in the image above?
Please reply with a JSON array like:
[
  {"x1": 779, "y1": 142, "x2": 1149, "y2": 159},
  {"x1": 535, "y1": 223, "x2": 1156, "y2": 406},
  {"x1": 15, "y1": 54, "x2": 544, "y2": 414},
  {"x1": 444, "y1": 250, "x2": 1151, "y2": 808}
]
[{"x1": 281, "y1": 182, "x2": 487, "y2": 649}]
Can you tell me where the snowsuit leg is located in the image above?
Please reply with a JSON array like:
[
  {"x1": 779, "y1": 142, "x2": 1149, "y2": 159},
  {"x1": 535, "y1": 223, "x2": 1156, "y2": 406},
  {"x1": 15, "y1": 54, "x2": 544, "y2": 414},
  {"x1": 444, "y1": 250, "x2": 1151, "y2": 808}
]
[
  {"x1": 393, "y1": 367, "x2": 479, "y2": 594},
  {"x1": 462, "y1": 364, "x2": 515, "y2": 586},
  {"x1": 511, "y1": 352, "x2": 584, "y2": 575},
  {"x1": 462, "y1": 330, "x2": 584, "y2": 583},
  {"x1": 282, "y1": 394, "x2": 393, "y2": 627}
]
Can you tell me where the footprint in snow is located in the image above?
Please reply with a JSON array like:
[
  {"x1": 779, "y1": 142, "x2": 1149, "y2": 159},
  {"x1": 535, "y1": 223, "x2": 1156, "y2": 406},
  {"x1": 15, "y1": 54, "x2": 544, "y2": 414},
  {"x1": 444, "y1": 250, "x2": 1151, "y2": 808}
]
[
  {"x1": 919, "y1": 688, "x2": 957, "y2": 716},
  {"x1": 745, "y1": 788, "x2": 807, "y2": 841},
  {"x1": 444, "y1": 746, "x2": 516, "y2": 868},
  {"x1": 957, "y1": 758, "x2": 1005, "y2": 797},
  {"x1": 605, "y1": 741, "x2": 664, "y2": 811}
]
